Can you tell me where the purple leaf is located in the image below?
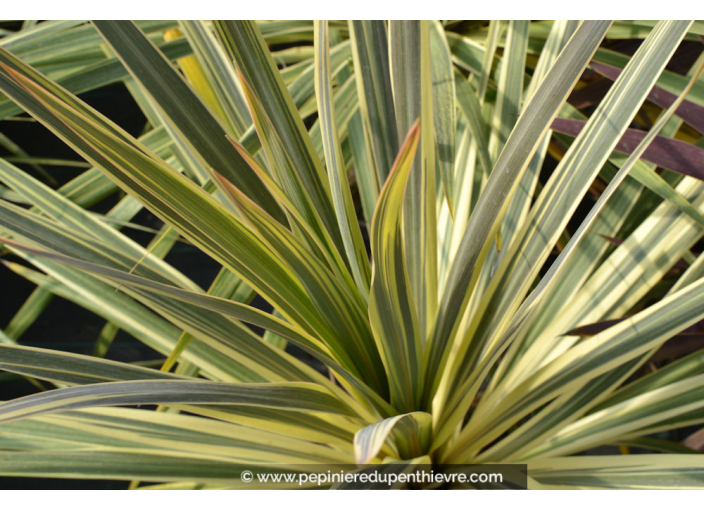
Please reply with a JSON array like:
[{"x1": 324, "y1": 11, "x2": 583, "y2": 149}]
[
  {"x1": 551, "y1": 117, "x2": 704, "y2": 181},
  {"x1": 591, "y1": 61, "x2": 704, "y2": 135}
]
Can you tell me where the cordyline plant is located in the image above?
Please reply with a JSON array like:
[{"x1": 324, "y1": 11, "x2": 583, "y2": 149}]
[{"x1": 0, "y1": 19, "x2": 704, "y2": 489}]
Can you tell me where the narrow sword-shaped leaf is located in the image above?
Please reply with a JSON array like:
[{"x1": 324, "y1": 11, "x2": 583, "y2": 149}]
[
  {"x1": 91, "y1": 20, "x2": 285, "y2": 222},
  {"x1": 526, "y1": 373, "x2": 704, "y2": 459},
  {"x1": 424, "y1": 21, "x2": 612, "y2": 404},
  {"x1": 593, "y1": 345, "x2": 704, "y2": 412},
  {"x1": 0, "y1": 49, "x2": 338, "y2": 349},
  {"x1": 429, "y1": 21, "x2": 456, "y2": 216},
  {"x1": 0, "y1": 344, "x2": 184, "y2": 385},
  {"x1": 467, "y1": 40, "x2": 703, "y2": 415},
  {"x1": 389, "y1": 20, "x2": 438, "y2": 342},
  {"x1": 348, "y1": 20, "x2": 398, "y2": 188},
  {"x1": 528, "y1": 455, "x2": 704, "y2": 489},
  {"x1": 453, "y1": 71, "x2": 492, "y2": 179},
  {"x1": 314, "y1": 20, "x2": 371, "y2": 300},
  {"x1": 368, "y1": 122, "x2": 423, "y2": 412},
  {"x1": 445, "y1": 276, "x2": 704, "y2": 462},
  {"x1": 3, "y1": 406, "x2": 354, "y2": 463},
  {"x1": 0, "y1": 38, "x2": 193, "y2": 121},
  {"x1": 178, "y1": 20, "x2": 252, "y2": 135},
  {"x1": 487, "y1": 20, "x2": 528, "y2": 162},
  {"x1": 463, "y1": 22, "x2": 693, "y2": 384},
  {"x1": 0, "y1": 380, "x2": 357, "y2": 425},
  {"x1": 213, "y1": 173, "x2": 385, "y2": 391},
  {"x1": 213, "y1": 20, "x2": 346, "y2": 257},
  {"x1": 475, "y1": 20, "x2": 503, "y2": 103},
  {"x1": 0, "y1": 238, "x2": 395, "y2": 418},
  {"x1": 235, "y1": 75, "x2": 357, "y2": 285}
]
